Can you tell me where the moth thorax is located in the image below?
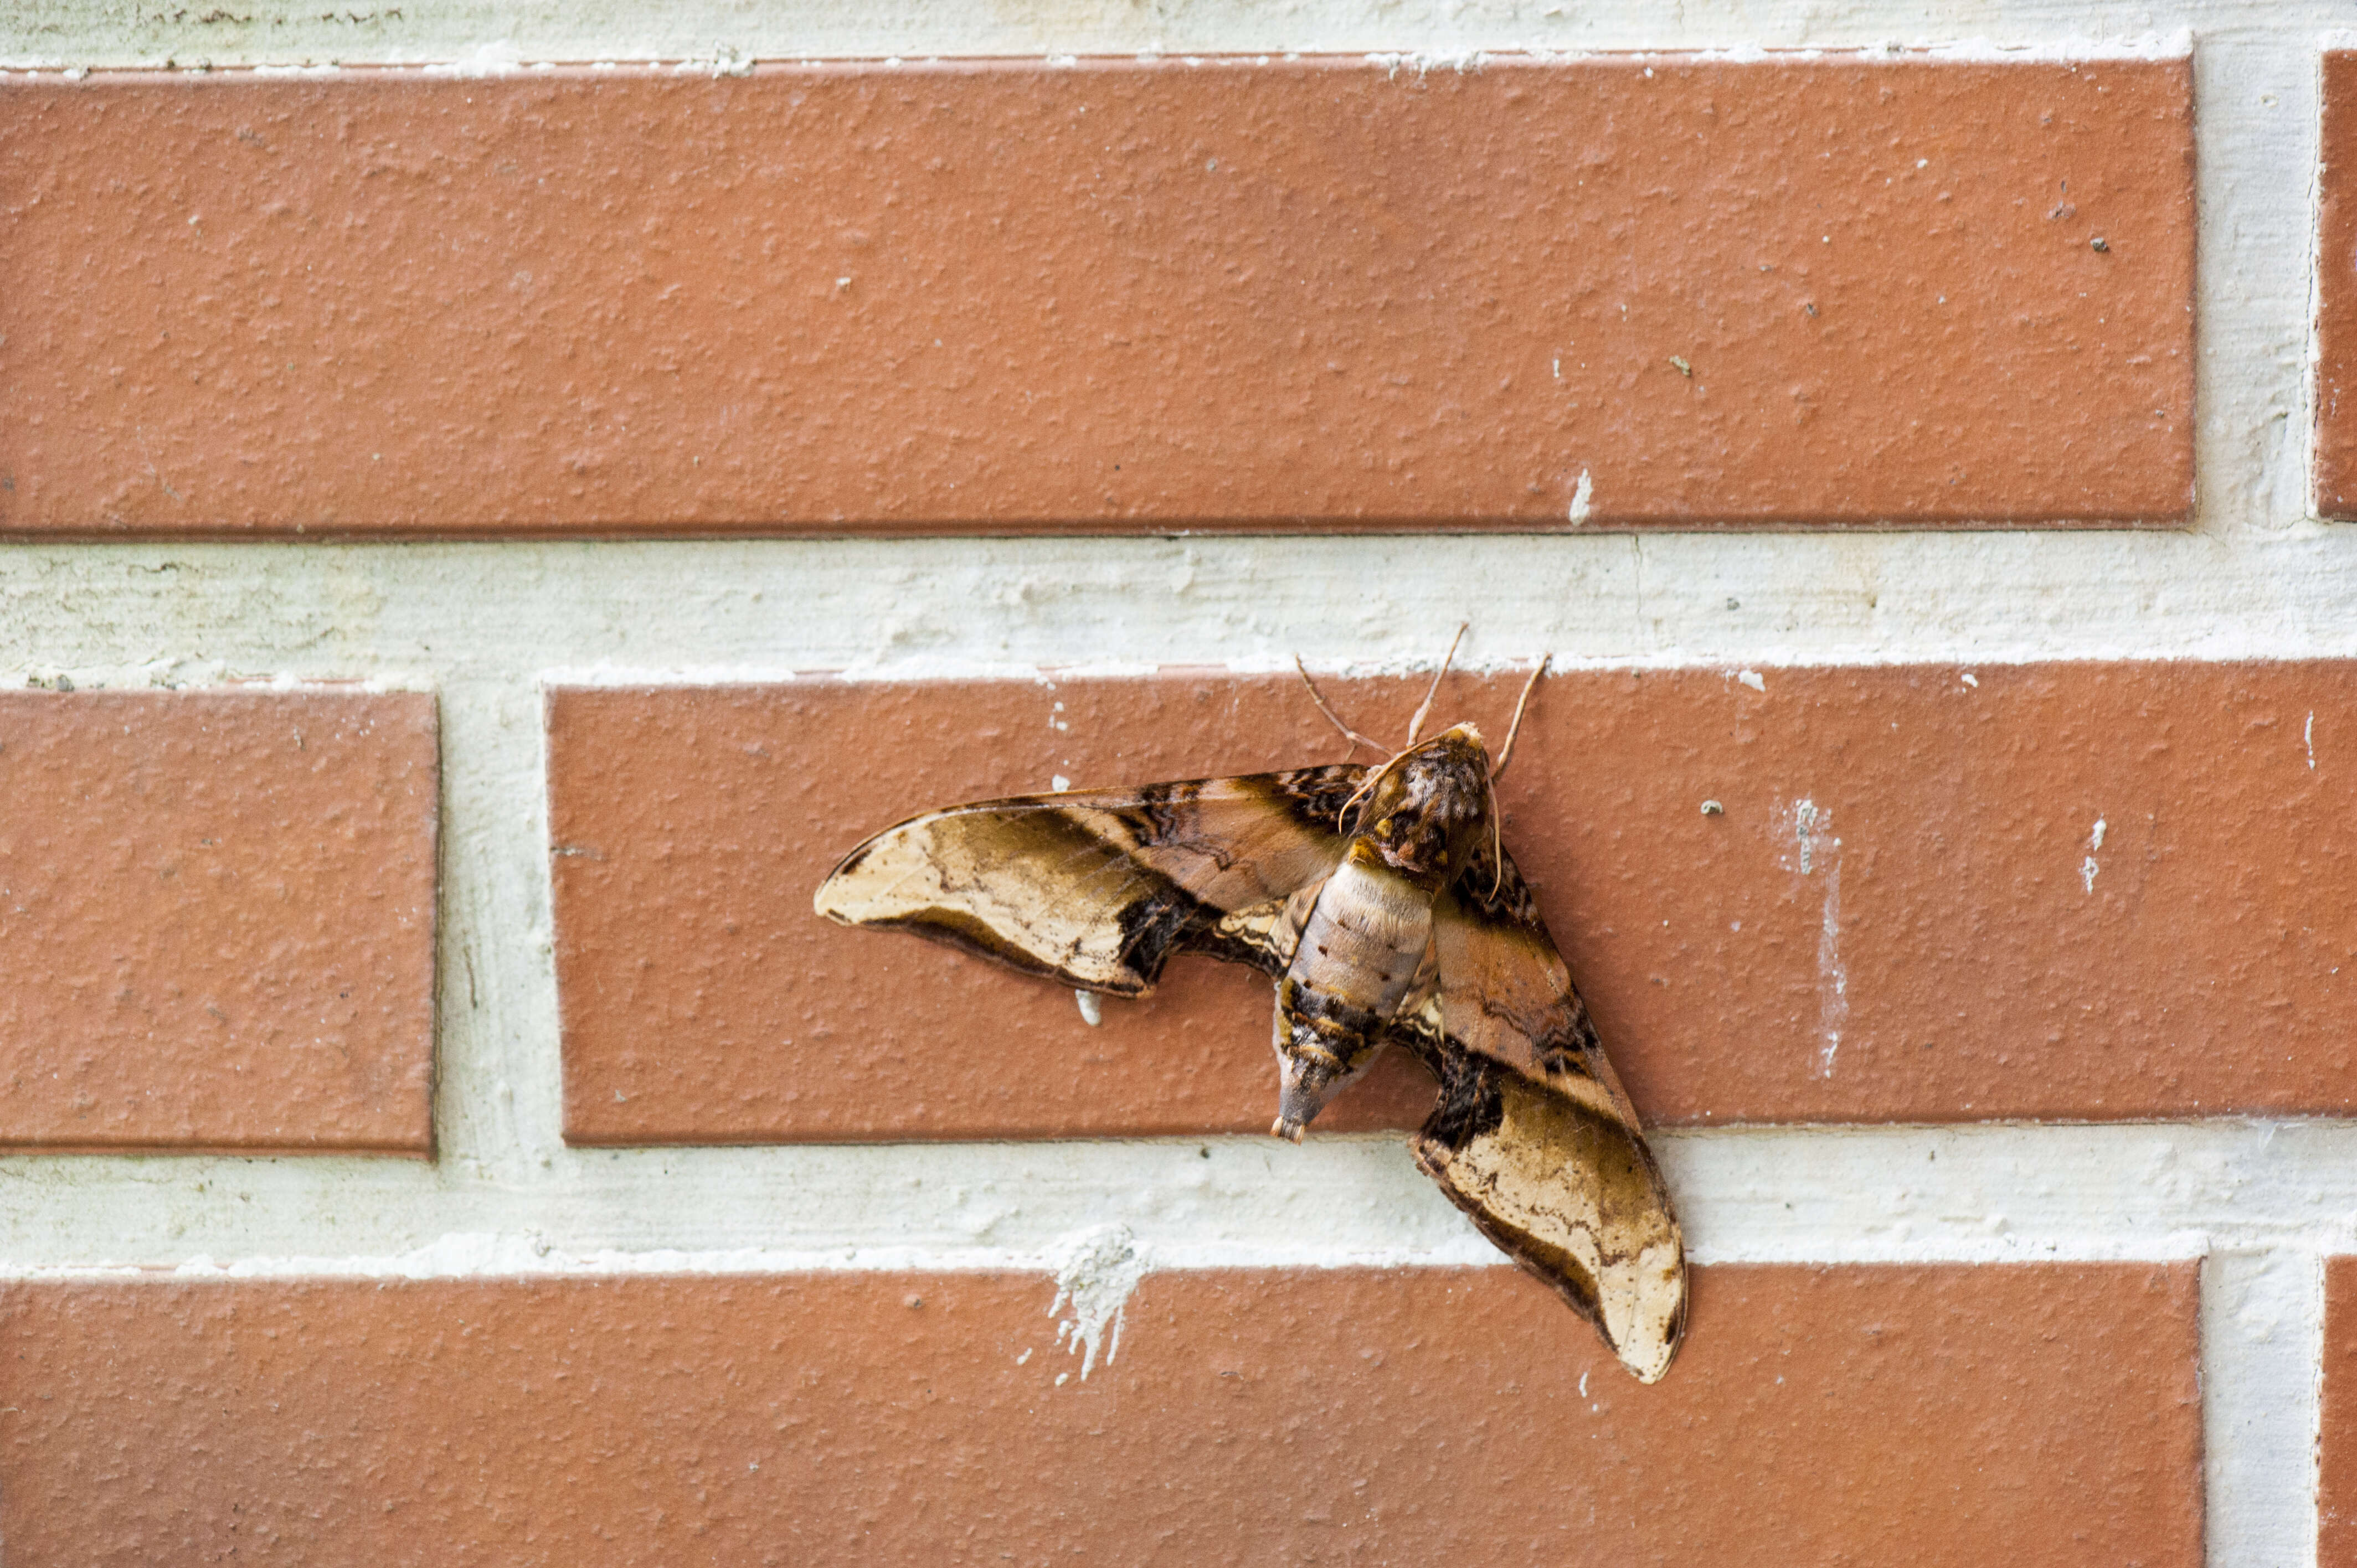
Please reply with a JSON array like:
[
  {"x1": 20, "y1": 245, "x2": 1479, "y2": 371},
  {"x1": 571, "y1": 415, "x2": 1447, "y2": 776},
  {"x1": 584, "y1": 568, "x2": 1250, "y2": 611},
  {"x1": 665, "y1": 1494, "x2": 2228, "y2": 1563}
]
[{"x1": 1358, "y1": 730, "x2": 1492, "y2": 882}]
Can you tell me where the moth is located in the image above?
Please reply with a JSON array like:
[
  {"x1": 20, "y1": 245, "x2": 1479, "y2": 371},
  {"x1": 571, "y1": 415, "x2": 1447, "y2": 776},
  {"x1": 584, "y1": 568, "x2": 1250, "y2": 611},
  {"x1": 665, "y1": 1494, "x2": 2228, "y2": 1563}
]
[{"x1": 812, "y1": 634, "x2": 1687, "y2": 1383}]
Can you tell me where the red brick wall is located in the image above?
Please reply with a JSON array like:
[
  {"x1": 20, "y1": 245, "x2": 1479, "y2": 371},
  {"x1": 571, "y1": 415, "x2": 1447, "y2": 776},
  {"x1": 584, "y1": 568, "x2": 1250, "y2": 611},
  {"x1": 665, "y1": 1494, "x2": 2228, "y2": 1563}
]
[
  {"x1": 0, "y1": 59, "x2": 2190, "y2": 533},
  {"x1": 0, "y1": 26, "x2": 2344, "y2": 1565}
]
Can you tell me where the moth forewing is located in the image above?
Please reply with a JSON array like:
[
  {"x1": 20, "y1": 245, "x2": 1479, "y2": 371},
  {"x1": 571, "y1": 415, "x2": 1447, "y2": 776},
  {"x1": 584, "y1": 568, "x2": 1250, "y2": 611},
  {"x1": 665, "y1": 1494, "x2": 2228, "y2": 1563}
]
[
  {"x1": 814, "y1": 802, "x2": 1165, "y2": 993},
  {"x1": 813, "y1": 768, "x2": 1363, "y2": 996}
]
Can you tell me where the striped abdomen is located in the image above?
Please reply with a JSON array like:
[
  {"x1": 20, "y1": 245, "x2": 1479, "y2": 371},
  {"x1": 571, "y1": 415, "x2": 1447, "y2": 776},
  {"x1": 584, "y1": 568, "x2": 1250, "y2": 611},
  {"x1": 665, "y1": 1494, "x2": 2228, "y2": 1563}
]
[{"x1": 1270, "y1": 850, "x2": 1438, "y2": 1137}]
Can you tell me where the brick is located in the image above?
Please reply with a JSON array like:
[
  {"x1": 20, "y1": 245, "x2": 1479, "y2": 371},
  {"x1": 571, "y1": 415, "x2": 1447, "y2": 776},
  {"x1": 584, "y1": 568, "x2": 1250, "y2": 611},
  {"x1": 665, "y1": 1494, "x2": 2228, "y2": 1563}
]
[
  {"x1": 0, "y1": 1262, "x2": 2200, "y2": 1565},
  {"x1": 2318, "y1": 53, "x2": 2357, "y2": 515},
  {"x1": 2320, "y1": 1256, "x2": 2357, "y2": 1557},
  {"x1": 0, "y1": 58, "x2": 2189, "y2": 535},
  {"x1": 0, "y1": 690, "x2": 436, "y2": 1153},
  {"x1": 550, "y1": 662, "x2": 2357, "y2": 1141}
]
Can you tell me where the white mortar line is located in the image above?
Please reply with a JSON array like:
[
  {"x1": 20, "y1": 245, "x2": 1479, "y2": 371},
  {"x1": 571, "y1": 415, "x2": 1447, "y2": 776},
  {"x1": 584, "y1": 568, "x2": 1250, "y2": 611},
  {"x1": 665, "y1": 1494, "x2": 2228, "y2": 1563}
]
[
  {"x1": 0, "y1": 0, "x2": 2312, "y2": 69},
  {"x1": 9, "y1": 533, "x2": 2357, "y2": 682},
  {"x1": 0, "y1": 1123, "x2": 2349, "y2": 1275},
  {"x1": 2206, "y1": 1249, "x2": 2326, "y2": 1568},
  {"x1": 431, "y1": 673, "x2": 566, "y2": 1183}
]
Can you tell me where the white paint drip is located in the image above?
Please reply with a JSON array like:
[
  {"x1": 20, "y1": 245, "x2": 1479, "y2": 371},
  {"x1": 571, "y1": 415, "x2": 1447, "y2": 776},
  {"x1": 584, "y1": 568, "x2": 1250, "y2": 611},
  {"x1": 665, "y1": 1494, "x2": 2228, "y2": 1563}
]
[
  {"x1": 1814, "y1": 860, "x2": 1846, "y2": 1079},
  {"x1": 1048, "y1": 1225, "x2": 1145, "y2": 1381},
  {"x1": 1784, "y1": 800, "x2": 1846, "y2": 1077},
  {"x1": 1567, "y1": 468, "x2": 1592, "y2": 524},
  {"x1": 2307, "y1": 711, "x2": 2317, "y2": 770},
  {"x1": 1960, "y1": 672, "x2": 1979, "y2": 688},
  {"x1": 2082, "y1": 817, "x2": 2106, "y2": 894},
  {"x1": 1736, "y1": 669, "x2": 1766, "y2": 693},
  {"x1": 1784, "y1": 797, "x2": 1829, "y2": 878},
  {"x1": 1073, "y1": 990, "x2": 1102, "y2": 1027}
]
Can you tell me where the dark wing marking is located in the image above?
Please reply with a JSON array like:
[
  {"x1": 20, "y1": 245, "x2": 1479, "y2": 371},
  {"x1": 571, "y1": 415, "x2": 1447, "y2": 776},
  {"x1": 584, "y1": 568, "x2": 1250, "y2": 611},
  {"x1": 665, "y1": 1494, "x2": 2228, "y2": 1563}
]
[
  {"x1": 813, "y1": 765, "x2": 1365, "y2": 994},
  {"x1": 1389, "y1": 841, "x2": 1686, "y2": 1383}
]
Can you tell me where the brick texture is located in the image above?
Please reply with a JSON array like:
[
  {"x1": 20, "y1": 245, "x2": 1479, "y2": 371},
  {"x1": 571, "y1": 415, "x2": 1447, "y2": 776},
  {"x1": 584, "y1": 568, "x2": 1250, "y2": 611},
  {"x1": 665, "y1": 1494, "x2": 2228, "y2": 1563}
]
[
  {"x1": 550, "y1": 662, "x2": 2357, "y2": 1142},
  {"x1": 0, "y1": 58, "x2": 2189, "y2": 535},
  {"x1": 2320, "y1": 1255, "x2": 2357, "y2": 1560},
  {"x1": 2317, "y1": 52, "x2": 2357, "y2": 515},
  {"x1": 0, "y1": 1262, "x2": 2200, "y2": 1565},
  {"x1": 0, "y1": 690, "x2": 437, "y2": 1153}
]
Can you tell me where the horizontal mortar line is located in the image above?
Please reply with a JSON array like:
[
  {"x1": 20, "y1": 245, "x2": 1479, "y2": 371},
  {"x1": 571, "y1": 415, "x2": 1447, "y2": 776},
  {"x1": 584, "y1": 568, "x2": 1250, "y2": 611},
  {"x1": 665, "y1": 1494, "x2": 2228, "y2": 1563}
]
[
  {"x1": 27, "y1": 635, "x2": 2357, "y2": 692},
  {"x1": 0, "y1": 40, "x2": 2199, "y2": 73},
  {"x1": 0, "y1": 7, "x2": 2283, "y2": 69},
  {"x1": 0, "y1": 1125, "x2": 2350, "y2": 1276},
  {"x1": 9, "y1": 535, "x2": 2357, "y2": 673},
  {"x1": 18, "y1": 615, "x2": 2357, "y2": 679},
  {"x1": 534, "y1": 645, "x2": 2357, "y2": 688}
]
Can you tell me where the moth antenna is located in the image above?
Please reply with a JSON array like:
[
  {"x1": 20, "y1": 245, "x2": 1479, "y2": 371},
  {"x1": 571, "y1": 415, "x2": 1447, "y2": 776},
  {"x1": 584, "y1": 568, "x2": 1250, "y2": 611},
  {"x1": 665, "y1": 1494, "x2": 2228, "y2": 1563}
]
[
  {"x1": 1488, "y1": 774, "x2": 1506, "y2": 900},
  {"x1": 1337, "y1": 761, "x2": 1388, "y2": 834},
  {"x1": 1294, "y1": 655, "x2": 1385, "y2": 755},
  {"x1": 1403, "y1": 622, "x2": 1468, "y2": 747},
  {"x1": 1489, "y1": 653, "x2": 1551, "y2": 781}
]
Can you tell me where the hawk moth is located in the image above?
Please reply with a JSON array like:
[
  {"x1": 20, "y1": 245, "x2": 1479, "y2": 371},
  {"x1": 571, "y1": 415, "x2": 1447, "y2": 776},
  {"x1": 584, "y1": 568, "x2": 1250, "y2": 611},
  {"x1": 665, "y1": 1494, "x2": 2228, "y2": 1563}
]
[{"x1": 812, "y1": 644, "x2": 1687, "y2": 1383}]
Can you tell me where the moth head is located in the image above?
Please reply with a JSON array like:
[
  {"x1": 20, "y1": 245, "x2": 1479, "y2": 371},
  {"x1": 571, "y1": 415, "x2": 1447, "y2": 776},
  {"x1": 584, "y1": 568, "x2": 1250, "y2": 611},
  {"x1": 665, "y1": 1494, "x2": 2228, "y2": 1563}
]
[{"x1": 1345, "y1": 724, "x2": 1494, "y2": 881}]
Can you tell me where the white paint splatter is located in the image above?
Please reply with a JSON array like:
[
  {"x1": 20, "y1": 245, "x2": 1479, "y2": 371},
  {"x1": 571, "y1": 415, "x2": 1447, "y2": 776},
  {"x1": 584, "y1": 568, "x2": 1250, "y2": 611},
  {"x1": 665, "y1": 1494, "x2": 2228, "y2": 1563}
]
[
  {"x1": 1073, "y1": 990, "x2": 1102, "y2": 1027},
  {"x1": 1782, "y1": 800, "x2": 1846, "y2": 1077},
  {"x1": 426, "y1": 39, "x2": 523, "y2": 76},
  {"x1": 1785, "y1": 797, "x2": 1830, "y2": 877},
  {"x1": 1578, "y1": 1370, "x2": 1589, "y2": 1397},
  {"x1": 2082, "y1": 817, "x2": 2106, "y2": 894},
  {"x1": 1051, "y1": 775, "x2": 1072, "y2": 792},
  {"x1": 1568, "y1": 469, "x2": 1593, "y2": 524},
  {"x1": 1815, "y1": 860, "x2": 1846, "y2": 1078},
  {"x1": 2308, "y1": 711, "x2": 2317, "y2": 770},
  {"x1": 1960, "y1": 672, "x2": 1979, "y2": 688},
  {"x1": 1737, "y1": 669, "x2": 1767, "y2": 693},
  {"x1": 1049, "y1": 1225, "x2": 1145, "y2": 1380}
]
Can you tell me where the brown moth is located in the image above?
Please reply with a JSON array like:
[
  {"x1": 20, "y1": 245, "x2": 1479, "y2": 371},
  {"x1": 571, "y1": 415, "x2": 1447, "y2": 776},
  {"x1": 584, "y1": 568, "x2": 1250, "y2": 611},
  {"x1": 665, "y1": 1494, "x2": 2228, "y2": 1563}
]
[{"x1": 812, "y1": 636, "x2": 1687, "y2": 1383}]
